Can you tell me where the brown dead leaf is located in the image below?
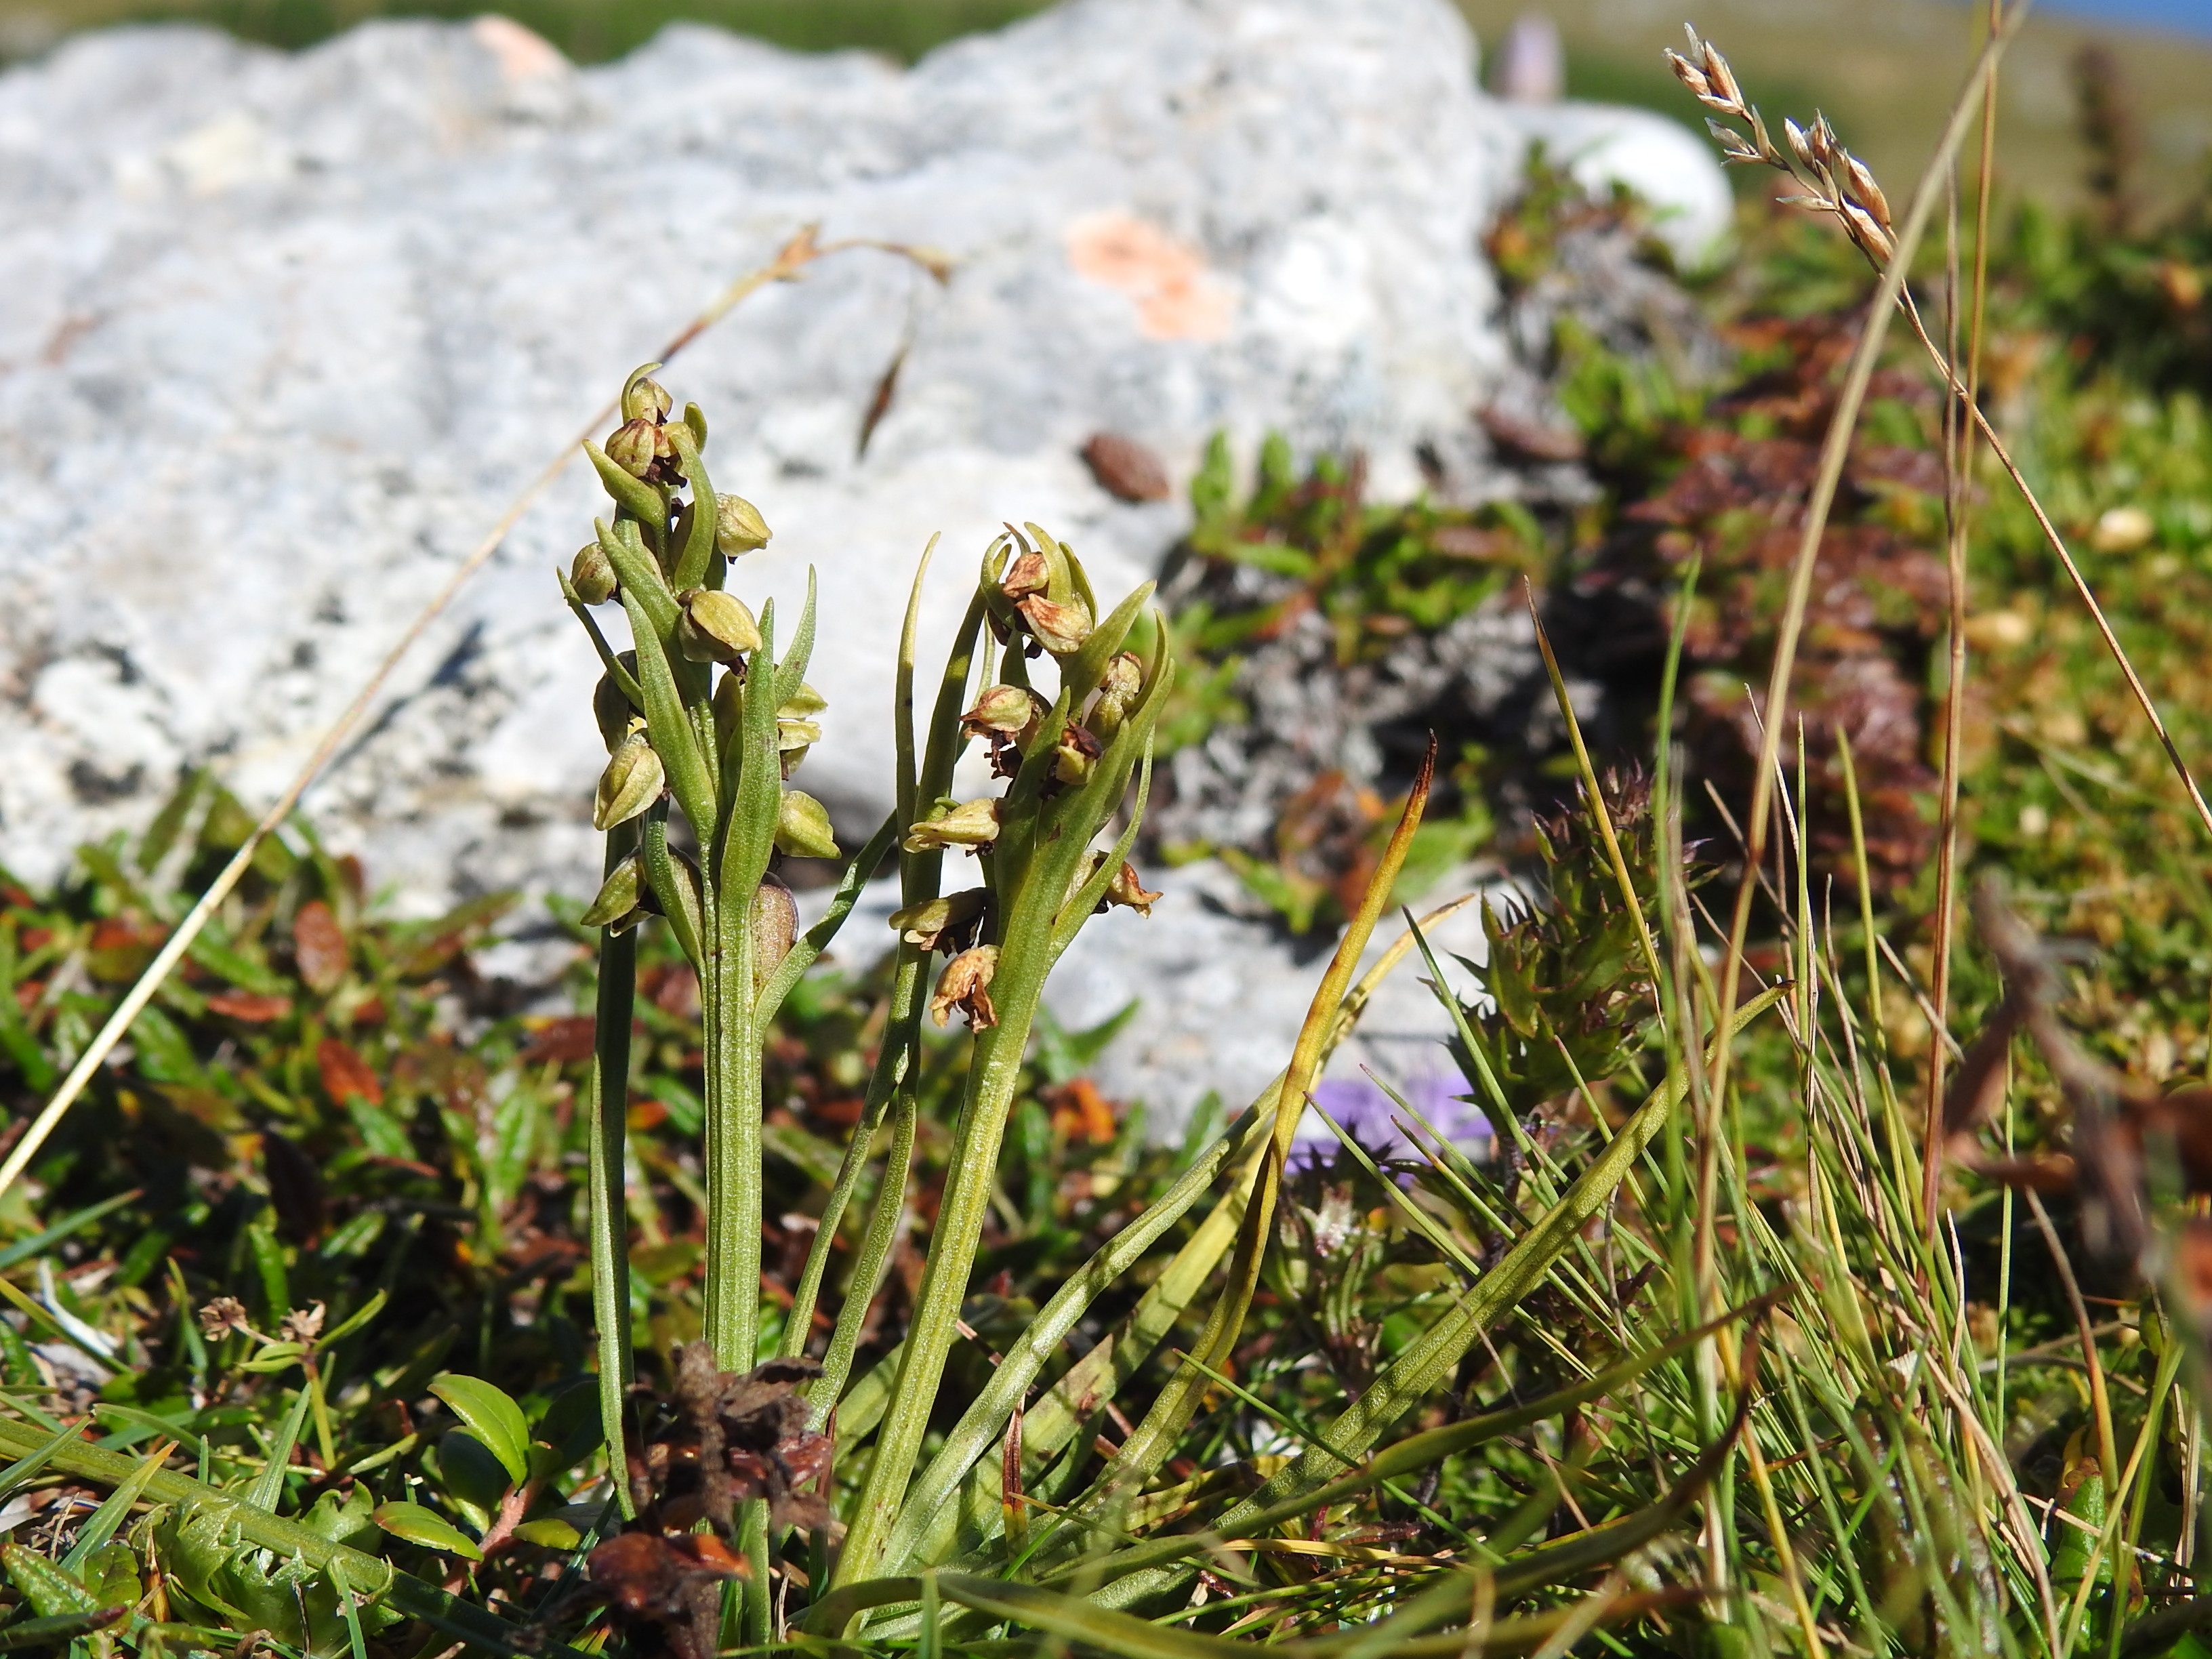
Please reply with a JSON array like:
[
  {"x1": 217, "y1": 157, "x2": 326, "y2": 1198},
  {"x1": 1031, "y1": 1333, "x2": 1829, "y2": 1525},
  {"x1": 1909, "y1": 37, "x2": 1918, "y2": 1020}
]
[
  {"x1": 1081, "y1": 432, "x2": 1172, "y2": 502},
  {"x1": 293, "y1": 900, "x2": 348, "y2": 995},
  {"x1": 206, "y1": 990, "x2": 293, "y2": 1023},
  {"x1": 316, "y1": 1037, "x2": 382, "y2": 1107}
]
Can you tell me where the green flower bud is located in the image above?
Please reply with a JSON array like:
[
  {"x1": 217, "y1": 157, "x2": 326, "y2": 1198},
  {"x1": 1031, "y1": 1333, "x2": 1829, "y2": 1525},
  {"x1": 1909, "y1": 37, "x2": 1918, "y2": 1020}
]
[
  {"x1": 605, "y1": 417, "x2": 661, "y2": 480},
  {"x1": 571, "y1": 543, "x2": 617, "y2": 606},
  {"x1": 716, "y1": 493, "x2": 772, "y2": 557},
  {"x1": 1052, "y1": 721, "x2": 1102, "y2": 787},
  {"x1": 654, "y1": 846, "x2": 704, "y2": 949},
  {"x1": 594, "y1": 721, "x2": 663, "y2": 831},
  {"x1": 581, "y1": 855, "x2": 647, "y2": 929},
  {"x1": 752, "y1": 874, "x2": 798, "y2": 997},
  {"x1": 676, "y1": 587, "x2": 762, "y2": 663},
  {"x1": 777, "y1": 719, "x2": 823, "y2": 754},
  {"x1": 1088, "y1": 651, "x2": 1144, "y2": 741},
  {"x1": 902, "y1": 798, "x2": 1001, "y2": 853},
  {"x1": 778, "y1": 682, "x2": 827, "y2": 719},
  {"x1": 775, "y1": 790, "x2": 841, "y2": 859},
  {"x1": 621, "y1": 372, "x2": 674, "y2": 424},
  {"x1": 713, "y1": 668, "x2": 744, "y2": 749},
  {"x1": 887, "y1": 888, "x2": 988, "y2": 953},
  {"x1": 1017, "y1": 593, "x2": 1093, "y2": 655},
  {"x1": 960, "y1": 684, "x2": 1042, "y2": 739}
]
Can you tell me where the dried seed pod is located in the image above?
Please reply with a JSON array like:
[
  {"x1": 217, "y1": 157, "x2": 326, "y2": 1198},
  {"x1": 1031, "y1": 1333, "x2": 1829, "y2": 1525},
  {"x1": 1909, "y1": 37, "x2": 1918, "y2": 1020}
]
[
  {"x1": 571, "y1": 542, "x2": 618, "y2": 606},
  {"x1": 931, "y1": 945, "x2": 1000, "y2": 1029},
  {"x1": 751, "y1": 874, "x2": 798, "y2": 996},
  {"x1": 774, "y1": 790, "x2": 840, "y2": 859},
  {"x1": 1105, "y1": 861, "x2": 1164, "y2": 917},
  {"x1": 581, "y1": 855, "x2": 647, "y2": 928},
  {"x1": 594, "y1": 722, "x2": 664, "y2": 831},
  {"x1": 903, "y1": 798, "x2": 1002, "y2": 853},
  {"x1": 1017, "y1": 593, "x2": 1093, "y2": 655},
  {"x1": 1841, "y1": 152, "x2": 1891, "y2": 229},
  {"x1": 887, "y1": 888, "x2": 989, "y2": 953},
  {"x1": 716, "y1": 493, "x2": 772, "y2": 557},
  {"x1": 595, "y1": 659, "x2": 642, "y2": 751},
  {"x1": 676, "y1": 587, "x2": 762, "y2": 663}
]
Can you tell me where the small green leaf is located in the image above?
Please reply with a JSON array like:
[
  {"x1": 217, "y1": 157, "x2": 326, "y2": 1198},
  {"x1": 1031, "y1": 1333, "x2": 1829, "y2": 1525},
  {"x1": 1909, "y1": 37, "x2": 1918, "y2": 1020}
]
[
  {"x1": 428, "y1": 1374, "x2": 530, "y2": 1487},
  {"x1": 0, "y1": 1607, "x2": 127, "y2": 1650},
  {"x1": 371, "y1": 1502, "x2": 483, "y2": 1562},
  {"x1": 320, "y1": 1289, "x2": 388, "y2": 1347},
  {"x1": 1, "y1": 1544, "x2": 96, "y2": 1618},
  {"x1": 239, "y1": 1342, "x2": 306, "y2": 1374},
  {"x1": 512, "y1": 1519, "x2": 580, "y2": 1551}
]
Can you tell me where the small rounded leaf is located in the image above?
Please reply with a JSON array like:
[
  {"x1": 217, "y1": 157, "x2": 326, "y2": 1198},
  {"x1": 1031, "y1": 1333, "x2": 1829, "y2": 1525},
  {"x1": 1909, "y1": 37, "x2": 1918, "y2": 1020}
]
[
  {"x1": 373, "y1": 1502, "x2": 483, "y2": 1562},
  {"x1": 429, "y1": 1373, "x2": 531, "y2": 1486}
]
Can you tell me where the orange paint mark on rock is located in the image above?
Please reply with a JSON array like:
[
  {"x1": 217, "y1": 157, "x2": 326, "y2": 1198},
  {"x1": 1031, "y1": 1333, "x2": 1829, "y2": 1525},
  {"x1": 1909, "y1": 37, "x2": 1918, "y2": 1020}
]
[{"x1": 1065, "y1": 211, "x2": 1235, "y2": 342}]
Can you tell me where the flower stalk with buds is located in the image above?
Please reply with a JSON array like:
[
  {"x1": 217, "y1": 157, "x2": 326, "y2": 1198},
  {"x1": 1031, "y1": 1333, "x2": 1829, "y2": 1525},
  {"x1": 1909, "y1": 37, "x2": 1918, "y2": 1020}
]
[{"x1": 562, "y1": 379, "x2": 1173, "y2": 1636}]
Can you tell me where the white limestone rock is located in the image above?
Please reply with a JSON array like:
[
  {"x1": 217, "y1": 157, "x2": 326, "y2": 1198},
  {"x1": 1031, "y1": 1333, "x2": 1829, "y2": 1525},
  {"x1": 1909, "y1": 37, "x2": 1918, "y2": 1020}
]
[{"x1": 0, "y1": 0, "x2": 1537, "y2": 907}]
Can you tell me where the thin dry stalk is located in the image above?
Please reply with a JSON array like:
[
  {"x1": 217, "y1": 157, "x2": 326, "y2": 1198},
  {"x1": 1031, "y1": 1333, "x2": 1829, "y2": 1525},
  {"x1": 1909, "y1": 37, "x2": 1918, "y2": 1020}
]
[
  {"x1": 1679, "y1": 6, "x2": 2030, "y2": 1131},
  {"x1": 1924, "y1": 0, "x2": 2008, "y2": 1272}
]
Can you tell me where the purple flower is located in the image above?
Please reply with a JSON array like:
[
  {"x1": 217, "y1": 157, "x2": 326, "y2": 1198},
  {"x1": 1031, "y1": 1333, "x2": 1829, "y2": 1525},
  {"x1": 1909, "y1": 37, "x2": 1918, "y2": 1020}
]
[{"x1": 1294, "y1": 1071, "x2": 1491, "y2": 1173}]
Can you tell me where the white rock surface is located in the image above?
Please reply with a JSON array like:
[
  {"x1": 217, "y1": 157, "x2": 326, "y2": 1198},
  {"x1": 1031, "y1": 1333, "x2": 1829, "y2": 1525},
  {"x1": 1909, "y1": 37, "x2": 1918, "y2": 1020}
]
[
  {"x1": 1498, "y1": 100, "x2": 1736, "y2": 268},
  {"x1": 0, "y1": 0, "x2": 1724, "y2": 1128},
  {"x1": 0, "y1": 0, "x2": 1541, "y2": 907}
]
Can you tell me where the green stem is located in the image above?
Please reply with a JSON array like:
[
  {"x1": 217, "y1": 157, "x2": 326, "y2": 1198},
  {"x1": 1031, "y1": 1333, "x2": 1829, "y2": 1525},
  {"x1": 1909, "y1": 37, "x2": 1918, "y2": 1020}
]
[
  {"x1": 833, "y1": 943, "x2": 1053, "y2": 1591},
  {"x1": 588, "y1": 830, "x2": 638, "y2": 1515}
]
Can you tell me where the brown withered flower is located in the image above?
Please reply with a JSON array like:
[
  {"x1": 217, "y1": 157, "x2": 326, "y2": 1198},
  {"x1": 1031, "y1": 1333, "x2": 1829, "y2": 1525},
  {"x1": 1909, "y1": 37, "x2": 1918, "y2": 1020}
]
[
  {"x1": 586, "y1": 1532, "x2": 744, "y2": 1659},
  {"x1": 1000, "y1": 550, "x2": 1049, "y2": 600},
  {"x1": 1017, "y1": 593, "x2": 1093, "y2": 655},
  {"x1": 1104, "y1": 861, "x2": 1163, "y2": 917},
  {"x1": 198, "y1": 1296, "x2": 252, "y2": 1341},
  {"x1": 667, "y1": 1343, "x2": 835, "y2": 1535},
  {"x1": 932, "y1": 945, "x2": 1001, "y2": 1030},
  {"x1": 887, "y1": 889, "x2": 989, "y2": 954},
  {"x1": 277, "y1": 1303, "x2": 326, "y2": 1345}
]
